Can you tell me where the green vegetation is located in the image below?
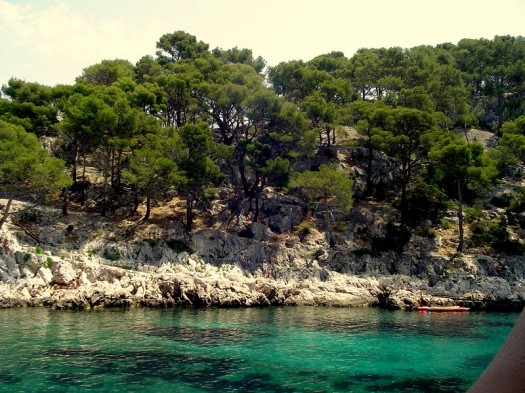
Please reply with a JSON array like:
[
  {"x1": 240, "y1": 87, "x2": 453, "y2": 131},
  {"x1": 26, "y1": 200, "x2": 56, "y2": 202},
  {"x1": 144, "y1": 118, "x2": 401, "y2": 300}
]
[
  {"x1": 290, "y1": 164, "x2": 353, "y2": 247},
  {"x1": 471, "y1": 216, "x2": 524, "y2": 255},
  {"x1": 103, "y1": 248, "x2": 121, "y2": 261},
  {"x1": 43, "y1": 257, "x2": 54, "y2": 269},
  {"x1": 429, "y1": 137, "x2": 498, "y2": 251},
  {"x1": 1, "y1": 31, "x2": 525, "y2": 254},
  {"x1": 0, "y1": 121, "x2": 73, "y2": 227},
  {"x1": 166, "y1": 239, "x2": 193, "y2": 254},
  {"x1": 295, "y1": 220, "x2": 314, "y2": 240}
]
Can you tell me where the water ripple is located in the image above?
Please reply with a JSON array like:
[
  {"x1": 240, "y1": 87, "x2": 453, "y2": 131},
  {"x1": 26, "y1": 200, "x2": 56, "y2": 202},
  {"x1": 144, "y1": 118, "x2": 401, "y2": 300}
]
[{"x1": 0, "y1": 307, "x2": 518, "y2": 392}]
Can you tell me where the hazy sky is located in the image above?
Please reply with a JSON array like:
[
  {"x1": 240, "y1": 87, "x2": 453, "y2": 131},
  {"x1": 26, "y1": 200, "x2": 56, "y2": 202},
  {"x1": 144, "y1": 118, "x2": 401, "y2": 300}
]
[{"x1": 1, "y1": 0, "x2": 524, "y2": 86}]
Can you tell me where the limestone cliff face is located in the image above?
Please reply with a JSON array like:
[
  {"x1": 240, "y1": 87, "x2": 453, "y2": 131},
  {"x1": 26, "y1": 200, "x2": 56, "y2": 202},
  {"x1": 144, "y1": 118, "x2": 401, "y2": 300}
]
[
  {"x1": 1, "y1": 142, "x2": 524, "y2": 310},
  {"x1": 1, "y1": 214, "x2": 524, "y2": 310}
]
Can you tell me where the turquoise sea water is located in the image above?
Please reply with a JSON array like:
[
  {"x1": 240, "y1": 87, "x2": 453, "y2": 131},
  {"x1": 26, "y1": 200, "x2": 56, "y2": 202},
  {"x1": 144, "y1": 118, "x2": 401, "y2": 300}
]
[{"x1": 0, "y1": 307, "x2": 519, "y2": 393}]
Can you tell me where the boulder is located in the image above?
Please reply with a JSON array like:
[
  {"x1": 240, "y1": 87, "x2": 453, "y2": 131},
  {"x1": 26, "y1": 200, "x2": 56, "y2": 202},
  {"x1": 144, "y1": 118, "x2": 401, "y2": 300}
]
[
  {"x1": 37, "y1": 267, "x2": 53, "y2": 285},
  {"x1": 3, "y1": 252, "x2": 25, "y2": 277},
  {"x1": 383, "y1": 289, "x2": 421, "y2": 310},
  {"x1": 259, "y1": 191, "x2": 304, "y2": 234},
  {"x1": 250, "y1": 222, "x2": 272, "y2": 241},
  {"x1": 51, "y1": 261, "x2": 77, "y2": 285}
]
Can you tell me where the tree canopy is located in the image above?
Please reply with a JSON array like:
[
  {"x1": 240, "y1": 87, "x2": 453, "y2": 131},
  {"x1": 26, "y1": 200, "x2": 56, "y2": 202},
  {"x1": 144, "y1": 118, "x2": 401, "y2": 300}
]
[
  {"x1": 0, "y1": 31, "x2": 523, "y2": 253},
  {"x1": 290, "y1": 164, "x2": 353, "y2": 247},
  {"x1": 429, "y1": 136, "x2": 498, "y2": 251},
  {"x1": 0, "y1": 120, "x2": 72, "y2": 227}
]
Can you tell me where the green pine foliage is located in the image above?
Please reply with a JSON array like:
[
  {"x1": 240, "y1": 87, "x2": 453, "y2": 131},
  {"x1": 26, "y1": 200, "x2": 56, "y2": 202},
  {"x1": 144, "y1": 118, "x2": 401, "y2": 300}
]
[
  {"x1": 0, "y1": 120, "x2": 72, "y2": 227},
  {"x1": 1, "y1": 32, "x2": 524, "y2": 252},
  {"x1": 290, "y1": 164, "x2": 353, "y2": 247}
]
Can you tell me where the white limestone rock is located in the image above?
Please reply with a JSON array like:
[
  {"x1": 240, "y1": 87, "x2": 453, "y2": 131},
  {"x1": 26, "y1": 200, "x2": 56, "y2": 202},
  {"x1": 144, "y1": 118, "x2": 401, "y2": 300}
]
[{"x1": 51, "y1": 261, "x2": 77, "y2": 285}]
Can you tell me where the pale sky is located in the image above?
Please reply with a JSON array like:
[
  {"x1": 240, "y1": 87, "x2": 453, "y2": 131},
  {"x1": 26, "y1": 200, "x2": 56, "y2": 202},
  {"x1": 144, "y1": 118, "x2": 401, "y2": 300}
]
[{"x1": 1, "y1": 0, "x2": 524, "y2": 87}]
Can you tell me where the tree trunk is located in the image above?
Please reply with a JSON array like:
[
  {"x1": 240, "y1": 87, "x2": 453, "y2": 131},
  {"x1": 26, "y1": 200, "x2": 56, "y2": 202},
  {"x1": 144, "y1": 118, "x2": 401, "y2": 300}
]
[
  {"x1": 186, "y1": 194, "x2": 194, "y2": 232},
  {"x1": 176, "y1": 109, "x2": 183, "y2": 128},
  {"x1": 399, "y1": 159, "x2": 411, "y2": 228},
  {"x1": 115, "y1": 150, "x2": 123, "y2": 194},
  {"x1": 400, "y1": 182, "x2": 407, "y2": 228},
  {"x1": 110, "y1": 150, "x2": 116, "y2": 189},
  {"x1": 71, "y1": 141, "x2": 79, "y2": 183},
  {"x1": 144, "y1": 193, "x2": 151, "y2": 220},
  {"x1": 324, "y1": 192, "x2": 335, "y2": 248},
  {"x1": 464, "y1": 125, "x2": 470, "y2": 143},
  {"x1": 457, "y1": 179, "x2": 464, "y2": 252},
  {"x1": 497, "y1": 91, "x2": 505, "y2": 131},
  {"x1": 237, "y1": 150, "x2": 250, "y2": 196},
  {"x1": 100, "y1": 151, "x2": 110, "y2": 217},
  {"x1": 62, "y1": 190, "x2": 68, "y2": 217},
  {"x1": 250, "y1": 174, "x2": 266, "y2": 223},
  {"x1": 0, "y1": 197, "x2": 13, "y2": 229},
  {"x1": 253, "y1": 193, "x2": 260, "y2": 223},
  {"x1": 132, "y1": 185, "x2": 139, "y2": 213},
  {"x1": 365, "y1": 145, "x2": 374, "y2": 197},
  {"x1": 80, "y1": 154, "x2": 87, "y2": 206}
]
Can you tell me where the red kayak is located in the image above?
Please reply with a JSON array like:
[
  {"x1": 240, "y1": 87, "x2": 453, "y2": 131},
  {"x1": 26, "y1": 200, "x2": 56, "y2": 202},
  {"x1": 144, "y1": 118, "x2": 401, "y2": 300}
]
[{"x1": 417, "y1": 306, "x2": 470, "y2": 312}]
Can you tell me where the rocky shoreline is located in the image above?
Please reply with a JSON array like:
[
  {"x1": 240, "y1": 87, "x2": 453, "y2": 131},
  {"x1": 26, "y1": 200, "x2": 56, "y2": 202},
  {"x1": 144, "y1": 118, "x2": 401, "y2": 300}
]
[
  {"x1": 1, "y1": 190, "x2": 525, "y2": 312},
  {"x1": 3, "y1": 131, "x2": 525, "y2": 312},
  {"x1": 1, "y1": 231, "x2": 524, "y2": 311}
]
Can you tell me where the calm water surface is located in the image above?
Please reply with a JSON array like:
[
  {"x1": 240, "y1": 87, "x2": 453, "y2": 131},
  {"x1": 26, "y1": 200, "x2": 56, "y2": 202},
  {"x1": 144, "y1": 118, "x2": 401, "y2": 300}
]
[{"x1": 0, "y1": 307, "x2": 519, "y2": 392}]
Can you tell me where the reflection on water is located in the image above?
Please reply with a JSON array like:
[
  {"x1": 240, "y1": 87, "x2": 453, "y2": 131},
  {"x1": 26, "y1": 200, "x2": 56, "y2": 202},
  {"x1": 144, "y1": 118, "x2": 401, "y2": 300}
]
[{"x1": 0, "y1": 307, "x2": 519, "y2": 392}]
